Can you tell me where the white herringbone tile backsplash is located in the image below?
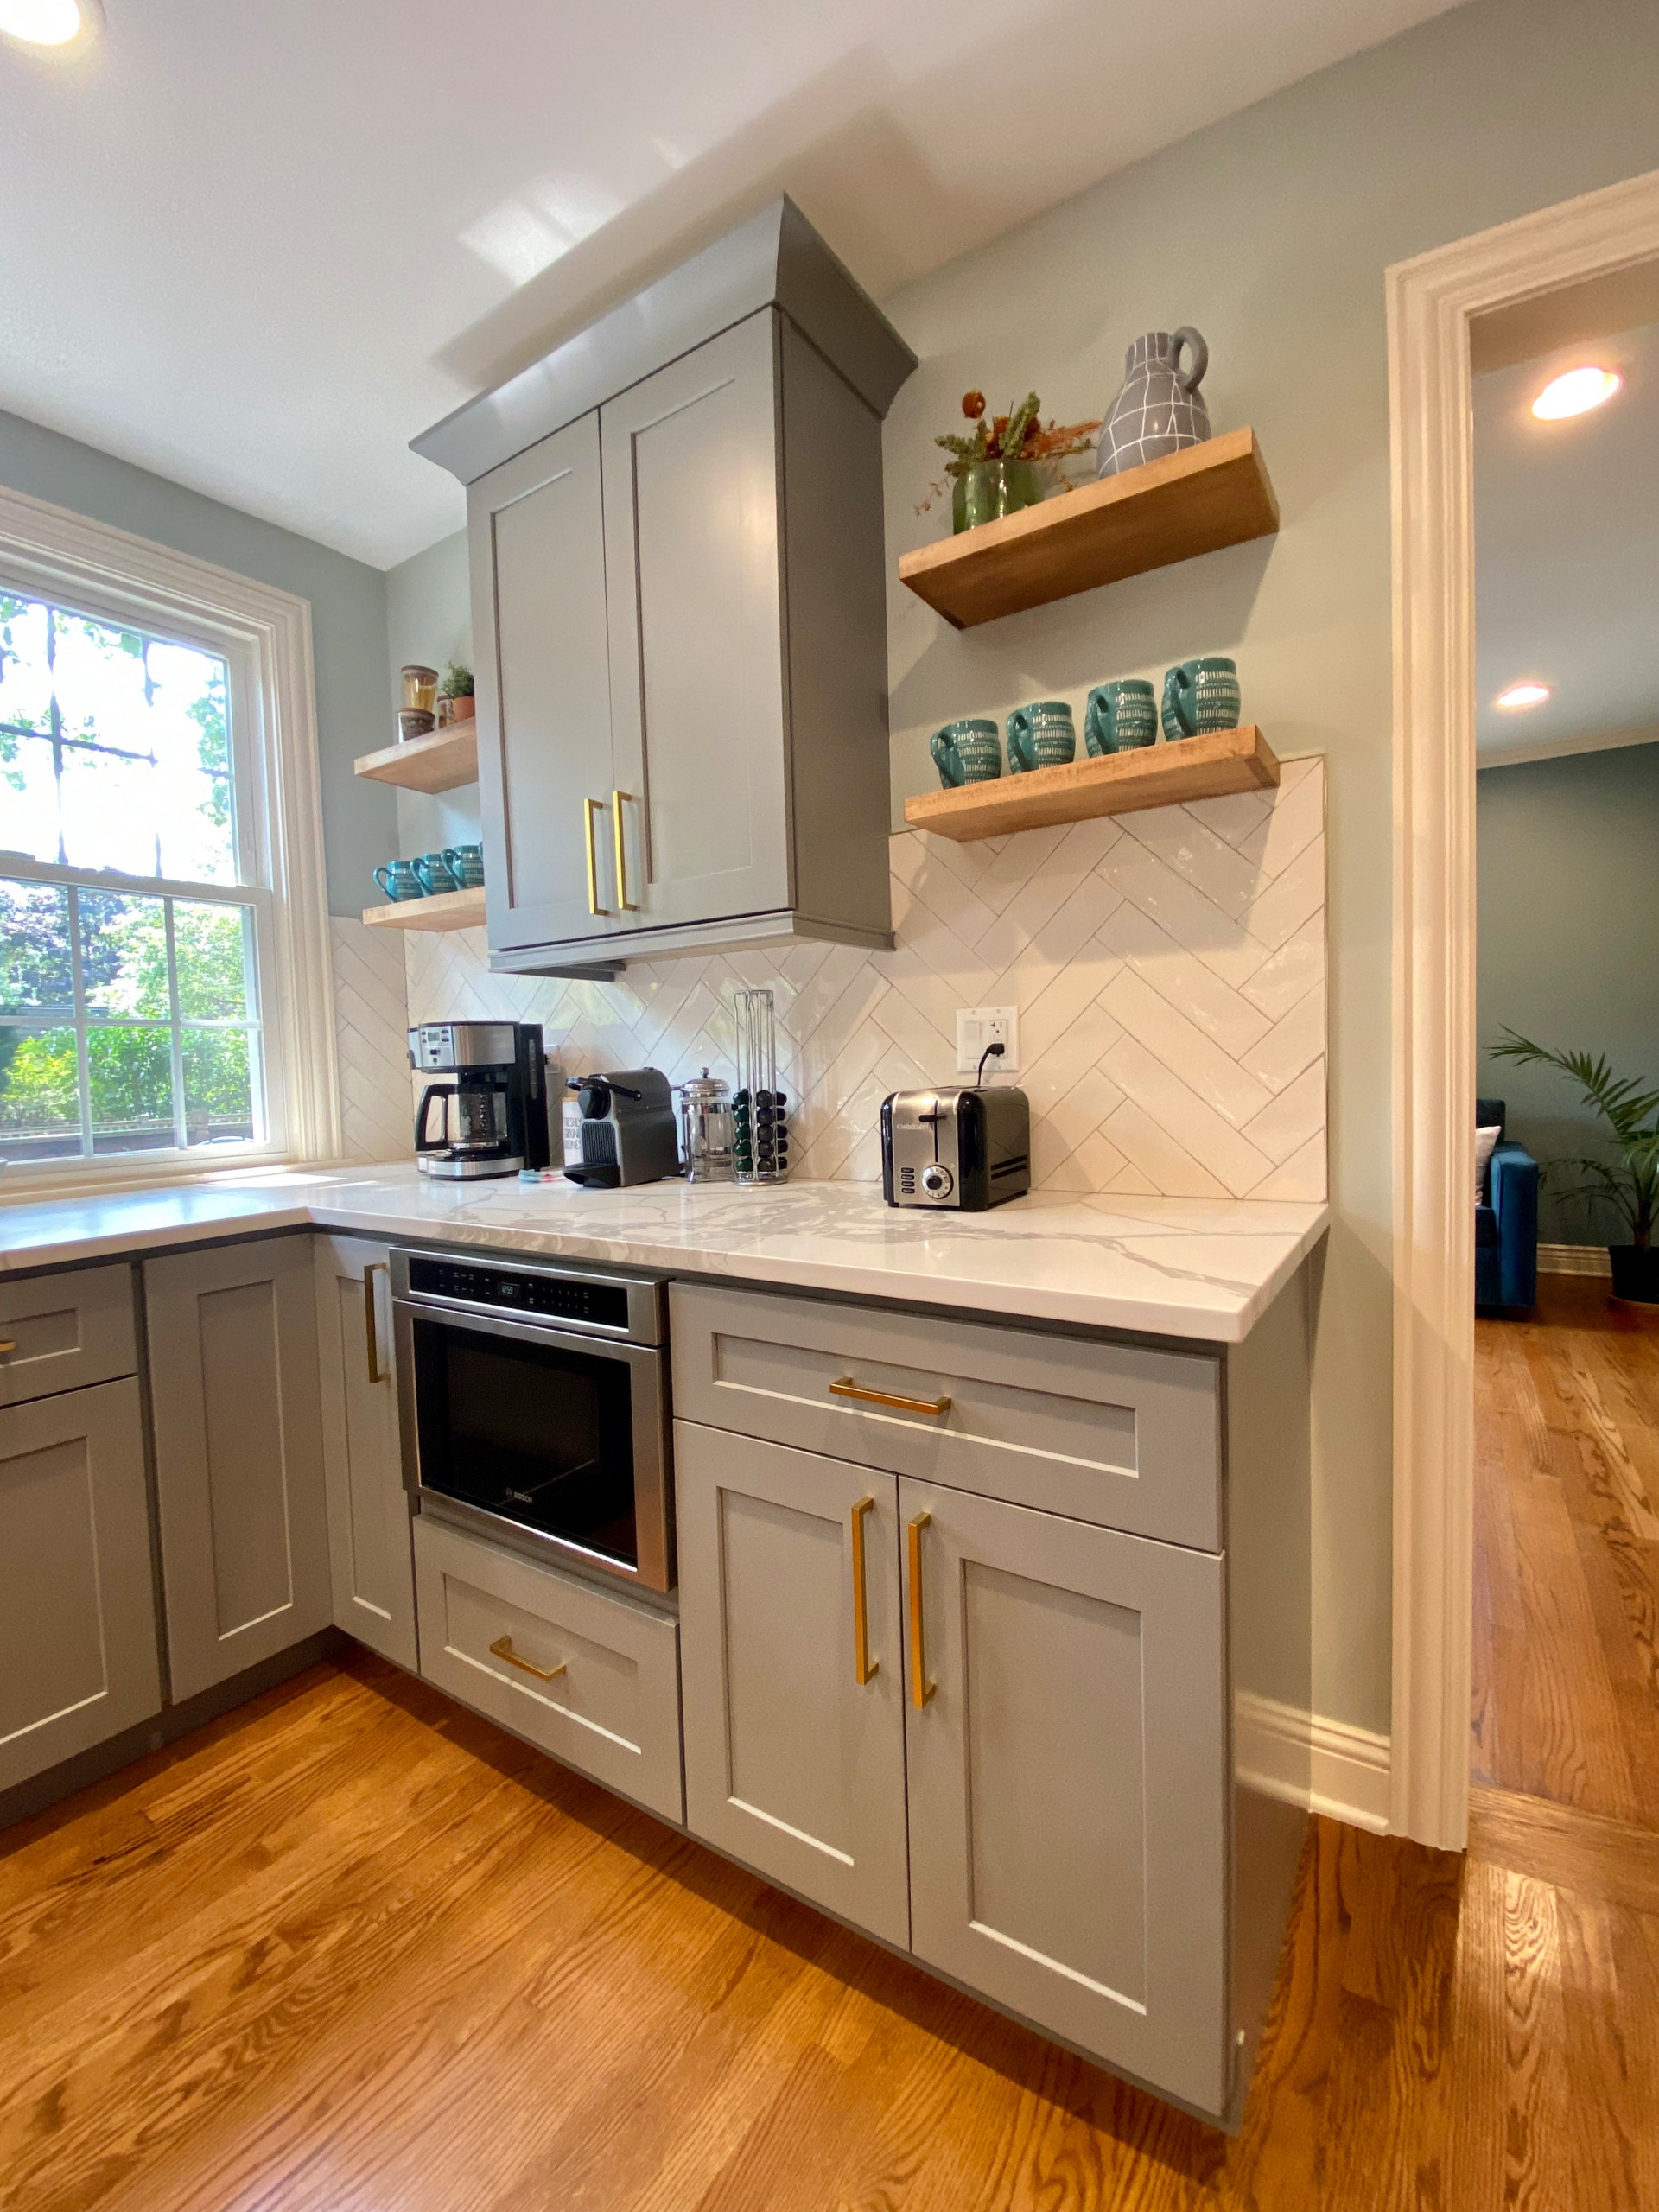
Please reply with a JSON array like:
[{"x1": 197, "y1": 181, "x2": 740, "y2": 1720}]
[
  {"x1": 329, "y1": 918, "x2": 415, "y2": 1163},
  {"x1": 397, "y1": 758, "x2": 1326, "y2": 1201}
]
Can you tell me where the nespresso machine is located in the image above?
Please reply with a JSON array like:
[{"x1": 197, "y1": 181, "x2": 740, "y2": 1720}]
[
  {"x1": 410, "y1": 1021, "x2": 552, "y2": 1179},
  {"x1": 562, "y1": 1068, "x2": 679, "y2": 1188}
]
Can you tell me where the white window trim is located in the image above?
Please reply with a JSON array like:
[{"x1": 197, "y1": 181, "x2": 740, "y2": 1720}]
[{"x1": 0, "y1": 480, "x2": 342, "y2": 1198}]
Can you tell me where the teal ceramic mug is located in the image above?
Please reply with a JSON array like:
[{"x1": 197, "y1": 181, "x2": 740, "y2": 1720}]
[
  {"x1": 442, "y1": 842, "x2": 485, "y2": 887},
  {"x1": 372, "y1": 860, "x2": 423, "y2": 902},
  {"x1": 1161, "y1": 656, "x2": 1242, "y2": 741},
  {"x1": 1085, "y1": 679, "x2": 1158, "y2": 756},
  {"x1": 930, "y1": 719, "x2": 1002, "y2": 787},
  {"x1": 1007, "y1": 699, "x2": 1077, "y2": 773},
  {"x1": 414, "y1": 850, "x2": 460, "y2": 895}
]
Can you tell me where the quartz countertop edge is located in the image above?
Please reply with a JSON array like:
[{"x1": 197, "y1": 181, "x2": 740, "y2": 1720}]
[{"x1": 0, "y1": 1167, "x2": 1328, "y2": 1344}]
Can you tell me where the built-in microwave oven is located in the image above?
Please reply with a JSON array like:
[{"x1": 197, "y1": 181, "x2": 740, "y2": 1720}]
[{"x1": 391, "y1": 1249, "x2": 674, "y2": 1593}]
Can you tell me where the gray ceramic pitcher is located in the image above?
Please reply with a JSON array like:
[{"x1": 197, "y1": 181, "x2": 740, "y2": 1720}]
[{"x1": 1096, "y1": 328, "x2": 1211, "y2": 477}]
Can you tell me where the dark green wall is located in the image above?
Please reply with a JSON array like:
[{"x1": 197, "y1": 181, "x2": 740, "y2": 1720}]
[{"x1": 1478, "y1": 741, "x2": 1659, "y2": 1243}]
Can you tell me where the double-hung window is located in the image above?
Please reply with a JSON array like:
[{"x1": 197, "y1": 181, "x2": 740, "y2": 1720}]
[{"x1": 0, "y1": 489, "x2": 338, "y2": 1189}]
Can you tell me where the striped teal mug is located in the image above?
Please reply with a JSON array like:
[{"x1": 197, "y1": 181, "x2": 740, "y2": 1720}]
[
  {"x1": 442, "y1": 842, "x2": 485, "y2": 887},
  {"x1": 1161, "y1": 657, "x2": 1241, "y2": 741},
  {"x1": 372, "y1": 860, "x2": 423, "y2": 901}
]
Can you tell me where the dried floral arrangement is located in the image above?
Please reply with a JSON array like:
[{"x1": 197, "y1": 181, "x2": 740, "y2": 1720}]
[{"x1": 919, "y1": 390, "x2": 1101, "y2": 512}]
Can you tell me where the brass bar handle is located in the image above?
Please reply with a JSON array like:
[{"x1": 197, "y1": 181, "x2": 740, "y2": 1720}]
[
  {"x1": 907, "y1": 1511, "x2": 934, "y2": 1710},
  {"x1": 611, "y1": 790, "x2": 639, "y2": 912},
  {"x1": 851, "y1": 1496, "x2": 877, "y2": 1685},
  {"x1": 489, "y1": 1634, "x2": 567, "y2": 1684},
  {"x1": 583, "y1": 797, "x2": 608, "y2": 916},
  {"x1": 0, "y1": 1339, "x2": 15, "y2": 1355},
  {"x1": 831, "y1": 1376, "x2": 952, "y2": 1419},
  {"x1": 362, "y1": 1262, "x2": 388, "y2": 1386}
]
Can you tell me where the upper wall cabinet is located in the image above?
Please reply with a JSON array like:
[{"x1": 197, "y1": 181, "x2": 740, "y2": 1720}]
[{"x1": 416, "y1": 199, "x2": 914, "y2": 976}]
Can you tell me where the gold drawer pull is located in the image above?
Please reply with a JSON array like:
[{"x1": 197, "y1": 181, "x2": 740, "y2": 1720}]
[
  {"x1": 830, "y1": 1376, "x2": 951, "y2": 1419},
  {"x1": 0, "y1": 1340, "x2": 15, "y2": 1355},
  {"x1": 851, "y1": 1496, "x2": 877, "y2": 1686},
  {"x1": 362, "y1": 1262, "x2": 388, "y2": 1386},
  {"x1": 489, "y1": 1634, "x2": 567, "y2": 1683},
  {"x1": 907, "y1": 1511, "x2": 933, "y2": 1710}
]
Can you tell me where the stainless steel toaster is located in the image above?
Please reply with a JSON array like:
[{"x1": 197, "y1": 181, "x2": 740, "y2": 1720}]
[{"x1": 880, "y1": 1085, "x2": 1032, "y2": 1211}]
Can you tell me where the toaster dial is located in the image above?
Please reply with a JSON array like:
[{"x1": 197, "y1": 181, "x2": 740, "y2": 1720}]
[{"x1": 919, "y1": 1162, "x2": 954, "y2": 1199}]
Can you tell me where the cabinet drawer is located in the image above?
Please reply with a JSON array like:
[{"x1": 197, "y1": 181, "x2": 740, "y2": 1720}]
[
  {"x1": 0, "y1": 1264, "x2": 137, "y2": 1408},
  {"x1": 413, "y1": 1515, "x2": 683, "y2": 1825},
  {"x1": 671, "y1": 1284, "x2": 1222, "y2": 1551}
]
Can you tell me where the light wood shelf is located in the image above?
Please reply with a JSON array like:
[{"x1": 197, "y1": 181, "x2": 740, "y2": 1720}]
[
  {"x1": 353, "y1": 721, "x2": 479, "y2": 794},
  {"x1": 898, "y1": 429, "x2": 1279, "y2": 630},
  {"x1": 904, "y1": 725, "x2": 1280, "y2": 842},
  {"x1": 361, "y1": 885, "x2": 486, "y2": 931}
]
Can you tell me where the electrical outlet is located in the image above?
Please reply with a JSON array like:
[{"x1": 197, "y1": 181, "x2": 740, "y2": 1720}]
[{"x1": 956, "y1": 1006, "x2": 1020, "y2": 1077}]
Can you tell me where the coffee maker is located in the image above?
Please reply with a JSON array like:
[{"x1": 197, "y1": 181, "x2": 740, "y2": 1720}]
[{"x1": 409, "y1": 1021, "x2": 552, "y2": 1179}]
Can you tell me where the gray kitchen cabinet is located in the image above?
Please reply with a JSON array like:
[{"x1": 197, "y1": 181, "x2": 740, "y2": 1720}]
[
  {"x1": 0, "y1": 1262, "x2": 137, "y2": 1408},
  {"x1": 314, "y1": 1236, "x2": 416, "y2": 1671},
  {"x1": 145, "y1": 1236, "x2": 332, "y2": 1700},
  {"x1": 0, "y1": 1376, "x2": 161, "y2": 1792},
  {"x1": 468, "y1": 410, "x2": 620, "y2": 960},
  {"x1": 675, "y1": 1421, "x2": 910, "y2": 1948},
  {"x1": 427, "y1": 199, "x2": 912, "y2": 976},
  {"x1": 900, "y1": 1478, "x2": 1229, "y2": 2117}
]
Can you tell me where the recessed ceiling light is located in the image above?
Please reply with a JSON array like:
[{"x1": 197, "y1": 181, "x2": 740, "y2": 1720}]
[
  {"x1": 1495, "y1": 683, "x2": 1551, "y2": 710},
  {"x1": 0, "y1": 0, "x2": 85, "y2": 41},
  {"x1": 1531, "y1": 365, "x2": 1622, "y2": 421}
]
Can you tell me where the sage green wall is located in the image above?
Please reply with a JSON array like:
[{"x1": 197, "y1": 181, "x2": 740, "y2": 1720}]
[
  {"x1": 385, "y1": 529, "x2": 478, "y2": 863},
  {"x1": 880, "y1": 0, "x2": 1659, "y2": 1735},
  {"x1": 1478, "y1": 742, "x2": 1659, "y2": 1244},
  {"x1": 0, "y1": 406, "x2": 395, "y2": 918}
]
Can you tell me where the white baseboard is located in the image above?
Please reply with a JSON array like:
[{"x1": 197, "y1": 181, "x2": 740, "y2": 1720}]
[
  {"x1": 1539, "y1": 1242, "x2": 1612, "y2": 1278},
  {"x1": 1235, "y1": 1691, "x2": 1391, "y2": 1834}
]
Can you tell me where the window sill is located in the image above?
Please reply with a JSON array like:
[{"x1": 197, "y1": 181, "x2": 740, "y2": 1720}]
[{"x1": 0, "y1": 1150, "x2": 352, "y2": 1210}]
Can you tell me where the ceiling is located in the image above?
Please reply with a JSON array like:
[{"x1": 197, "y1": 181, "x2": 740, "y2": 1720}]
[
  {"x1": 1475, "y1": 318, "x2": 1659, "y2": 765},
  {"x1": 0, "y1": 0, "x2": 1465, "y2": 569}
]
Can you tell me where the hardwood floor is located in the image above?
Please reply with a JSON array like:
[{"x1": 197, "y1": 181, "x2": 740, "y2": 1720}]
[
  {"x1": 3, "y1": 1649, "x2": 1659, "y2": 2211},
  {"x1": 1473, "y1": 1275, "x2": 1659, "y2": 1823}
]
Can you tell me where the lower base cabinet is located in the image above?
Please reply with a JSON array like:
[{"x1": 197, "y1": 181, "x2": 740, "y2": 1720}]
[
  {"x1": 413, "y1": 1515, "x2": 683, "y2": 1824},
  {"x1": 676, "y1": 1421, "x2": 1230, "y2": 2116},
  {"x1": 902, "y1": 1478, "x2": 1228, "y2": 2117},
  {"x1": 314, "y1": 1236, "x2": 417, "y2": 1670},
  {"x1": 675, "y1": 1421, "x2": 911, "y2": 1948},
  {"x1": 0, "y1": 1377, "x2": 162, "y2": 1793}
]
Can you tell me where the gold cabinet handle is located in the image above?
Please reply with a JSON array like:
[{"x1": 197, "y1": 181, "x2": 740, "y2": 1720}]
[
  {"x1": 0, "y1": 1339, "x2": 15, "y2": 1355},
  {"x1": 489, "y1": 1634, "x2": 567, "y2": 1683},
  {"x1": 583, "y1": 797, "x2": 608, "y2": 917},
  {"x1": 362, "y1": 1261, "x2": 388, "y2": 1386},
  {"x1": 831, "y1": 1376, "x2": 951, "y2": 1419},
  {"x1": 611, "y1": 790, "x2": 639, "y2": 912},
  {"x1": 851, "y1": 1496, "x2": 877, "y2": 1686},
  {"x1": 907, "y1": 1511, "x2": 934, "y2": 1709}
]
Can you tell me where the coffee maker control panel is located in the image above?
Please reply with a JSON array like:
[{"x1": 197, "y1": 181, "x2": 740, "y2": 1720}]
[{"x1": 410, "y1": 1021, "x2": 524, "y2": 1072}]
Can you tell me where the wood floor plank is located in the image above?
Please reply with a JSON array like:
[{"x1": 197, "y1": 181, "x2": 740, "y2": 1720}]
[{"x1": 1468, "y1": 1786, "x2": 1659, "y2": 1913}]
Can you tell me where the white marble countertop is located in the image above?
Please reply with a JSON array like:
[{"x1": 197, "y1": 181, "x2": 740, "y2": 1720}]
[{"x1": 0, "y1": 1166, "x2": 1325, "y2": 1342}]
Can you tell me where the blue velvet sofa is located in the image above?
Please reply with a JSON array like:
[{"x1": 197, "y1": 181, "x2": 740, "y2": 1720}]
[{"x1": 1476, "y1": 1096, "x2": 1538, "y2": 1313}]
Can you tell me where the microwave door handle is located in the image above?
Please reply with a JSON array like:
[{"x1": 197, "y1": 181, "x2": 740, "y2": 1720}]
[{"x1": 416, "y1": 1083, "x2": 455, "y2": 1153}]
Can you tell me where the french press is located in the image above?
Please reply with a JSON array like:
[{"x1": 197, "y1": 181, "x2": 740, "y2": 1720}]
[{"x1": 676, "y1": 1068, "x2": 735, "y2": 1183}]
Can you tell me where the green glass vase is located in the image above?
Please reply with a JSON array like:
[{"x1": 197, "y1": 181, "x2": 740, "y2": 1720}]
[{"x1": 951, "y1": 458, "x2": 1044, "y2": 534}]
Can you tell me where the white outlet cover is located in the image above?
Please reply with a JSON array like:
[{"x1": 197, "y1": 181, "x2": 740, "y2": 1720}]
[{"x1": 956, "y1": 1006, "x2": 1020, "y2": 1077}]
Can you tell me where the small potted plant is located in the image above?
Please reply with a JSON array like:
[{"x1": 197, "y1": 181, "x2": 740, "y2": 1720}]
[
  {"x1": 1491, "y1": 1029, "x2": 1659, "y2": 1302},
  {"x1": 930, "y1": 391, "x2": 1101, "y2": 534},
  {"x1": 437, "y1": 661, "x2": 475, "y2": 725}
]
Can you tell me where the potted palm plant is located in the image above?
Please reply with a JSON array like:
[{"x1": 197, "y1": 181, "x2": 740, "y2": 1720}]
[{"x1": 1490, "y1": 1030, "x2": 1659, "y2": 1302}]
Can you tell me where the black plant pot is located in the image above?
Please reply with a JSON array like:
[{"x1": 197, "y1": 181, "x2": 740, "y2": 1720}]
[{"x1": 1608, "y1": 1245, "x2": 1659, "y2": 1304}]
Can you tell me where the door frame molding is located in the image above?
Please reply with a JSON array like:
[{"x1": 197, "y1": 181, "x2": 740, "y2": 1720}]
[{"x1": 1387, "y1": 166, "x2": 1659, "y2": 1850}]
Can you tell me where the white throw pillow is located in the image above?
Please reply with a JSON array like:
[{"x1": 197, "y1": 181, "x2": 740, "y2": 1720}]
[{"x1": 1476, "y1": 1124, "x2": 1502, "y2": 1203}]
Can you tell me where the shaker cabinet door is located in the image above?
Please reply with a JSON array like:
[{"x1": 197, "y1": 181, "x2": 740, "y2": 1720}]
[
  {"x1": 676, "y1": 1421, "x2": 910, "y2": 1948},
  {"x1": 314, "y1": 1236, "x2": 416, "y2": 1671},
  {"x1": 471, "y1": 409, "x2": 620, "y2": 952},
  {"x1": 146, "y1": 1236, "x2": 332, "y2": 1700},
  {"x1": 0, "y1": 1377, "x2": 161, "y2": 1792},
  {"x1": 601, "y1": 310, "x2": 792, "y2": 937},
  {"x1": 901, "y1": 1480, "x2": 1230, "y2": 2117}
]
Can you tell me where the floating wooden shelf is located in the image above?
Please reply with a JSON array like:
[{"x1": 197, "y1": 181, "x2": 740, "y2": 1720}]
[
  {"x1": 353, "y1": 721, "x2": 479, "y2": 794},
  {"x1": 899, "y1": 429, "x2": 1279, "y2": 630},
  {"x1": 361, "y1": 886, "x2": 486, "y2": 931},
  {"x1": 904, "y1": 726, "x2": 1279, "y2": 842}
]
